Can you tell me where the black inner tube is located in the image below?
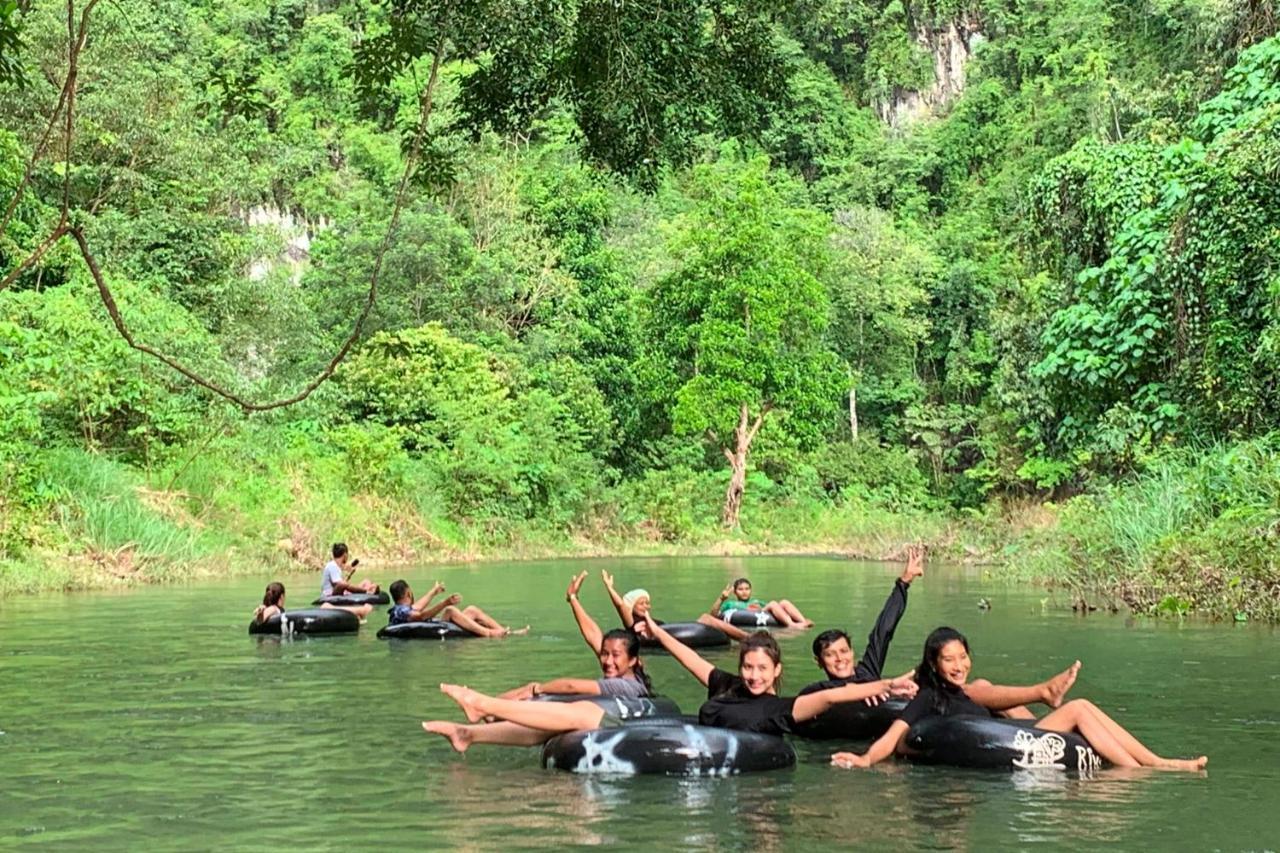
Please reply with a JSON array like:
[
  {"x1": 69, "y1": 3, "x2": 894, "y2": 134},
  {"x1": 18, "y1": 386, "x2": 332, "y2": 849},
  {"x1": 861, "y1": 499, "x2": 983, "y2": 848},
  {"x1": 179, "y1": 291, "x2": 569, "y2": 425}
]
[
  {"x1": 248, "y1": 608, "x2": 359, "y2": 636},
  {"x1": 638, "y1": 622, "x2": 730, "y2": 650},
  {"x1": 313, "y1": 592, "x2": 389, "y2": 606},
  {"x1": 903, "y1": 715, "x2": 1105, "y2": 772},
  {"x1": 542, "y1": 723, "x2": 796, "y2": 775},
  {"x1": 722, "y1": 609, "x2": 781, "y2": 628},
  {"x1": 377, "y1": 620, "x2": 474, "y2": 640}
]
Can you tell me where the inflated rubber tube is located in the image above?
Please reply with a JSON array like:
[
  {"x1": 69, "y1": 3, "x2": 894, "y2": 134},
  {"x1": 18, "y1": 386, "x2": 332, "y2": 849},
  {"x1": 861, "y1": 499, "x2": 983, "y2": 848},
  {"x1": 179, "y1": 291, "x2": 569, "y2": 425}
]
[
  {"x1": 541, "y1": 723, "x2": 796, "y2": 775},
  {"x1": 312, "y1": 592, "x2": 389, "y2": 606},
  {"x1": 534, "y1": 694, "x2": 681, "y2": 720},
  {"x1": 903, "y1": 715, "x2": 1105, "y2": 772},
  {"x1": 639, "y1": 622, "x2": 729, "y2": 650},
  {"x1": 376, "y1": 620, "x2": 474, "y2": 640},
  {"x1": 248, "y1": 608, "x2": 359, "y2": 636},
  {"x1": 722, "y1": 609, "x2": 781, "y2": 628},
  {"x1": 793, "y1": 698, "x2": 908, "y2": 741}
]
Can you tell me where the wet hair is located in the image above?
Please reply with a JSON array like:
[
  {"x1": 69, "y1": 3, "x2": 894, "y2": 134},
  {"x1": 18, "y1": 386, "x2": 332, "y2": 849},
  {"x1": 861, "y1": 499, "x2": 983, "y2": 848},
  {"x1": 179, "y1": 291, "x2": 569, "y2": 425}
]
[
  {"x1": 263, "y1": 581, "x2": 285, "y2": 608},
  {"x1": 332, "y1": 542, "x2": 348, "y2": 559},
  {"x1": 389, "y1": 579, "x2": 410, "y2": 603},
  {"x1": 914, "y1": 627, "x2": 971, "y2": 715},
  {"x1": 600, "y1": 628, "x2": 652, "y2": 694},
  {"x1": 738, "y1": 631, "x2": 783, "y2": 690},
  {"x1": 256, "y1": 582, "x2": 285, "y2": 624},
  {"x1": 812, "y1": 629, "x2": 853, "y2": 662}
]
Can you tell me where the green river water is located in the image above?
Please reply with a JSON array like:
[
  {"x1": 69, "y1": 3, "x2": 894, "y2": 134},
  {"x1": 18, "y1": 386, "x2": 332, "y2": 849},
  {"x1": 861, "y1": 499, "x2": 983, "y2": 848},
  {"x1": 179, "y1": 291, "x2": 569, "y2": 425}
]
[{"x1": 1, "y1": 556, "x2": 1276, "y2": 850}]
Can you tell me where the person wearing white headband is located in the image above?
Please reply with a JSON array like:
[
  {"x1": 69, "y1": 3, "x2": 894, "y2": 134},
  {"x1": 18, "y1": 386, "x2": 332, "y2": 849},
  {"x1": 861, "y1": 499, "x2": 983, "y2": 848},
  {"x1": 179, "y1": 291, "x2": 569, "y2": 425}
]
[{"x1": 603, "y1": 572, "x2": 750, "y2": 641}]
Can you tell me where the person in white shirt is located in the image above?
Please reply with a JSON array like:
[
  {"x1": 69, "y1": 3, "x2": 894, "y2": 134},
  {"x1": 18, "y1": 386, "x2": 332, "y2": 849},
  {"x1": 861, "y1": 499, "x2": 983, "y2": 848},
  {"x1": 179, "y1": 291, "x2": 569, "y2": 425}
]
[{"x1": 320, "y1": 542, "x2": 380, "y2": 597}]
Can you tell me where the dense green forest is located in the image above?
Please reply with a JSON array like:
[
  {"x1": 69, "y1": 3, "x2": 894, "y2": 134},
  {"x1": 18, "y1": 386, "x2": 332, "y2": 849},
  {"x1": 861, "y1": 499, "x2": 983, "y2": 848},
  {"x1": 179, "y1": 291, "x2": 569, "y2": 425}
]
[{"x1": 1, "y1": 0, "x2": 1277, "y2": 618}]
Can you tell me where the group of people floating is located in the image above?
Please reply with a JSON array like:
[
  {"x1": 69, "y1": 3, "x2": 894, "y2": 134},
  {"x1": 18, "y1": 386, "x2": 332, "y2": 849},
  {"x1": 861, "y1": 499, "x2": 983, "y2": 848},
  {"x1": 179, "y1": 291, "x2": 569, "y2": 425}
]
[{"x1": 254, "y1": 543, "x2": 1208, "y2": 772}]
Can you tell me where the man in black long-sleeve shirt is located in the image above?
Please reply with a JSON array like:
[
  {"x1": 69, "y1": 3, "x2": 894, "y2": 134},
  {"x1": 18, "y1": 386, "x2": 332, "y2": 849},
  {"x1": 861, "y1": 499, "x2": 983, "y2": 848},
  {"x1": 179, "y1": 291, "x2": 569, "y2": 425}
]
[{"x1": 792, "y1": 545, "x2": 924, "y2": 738}]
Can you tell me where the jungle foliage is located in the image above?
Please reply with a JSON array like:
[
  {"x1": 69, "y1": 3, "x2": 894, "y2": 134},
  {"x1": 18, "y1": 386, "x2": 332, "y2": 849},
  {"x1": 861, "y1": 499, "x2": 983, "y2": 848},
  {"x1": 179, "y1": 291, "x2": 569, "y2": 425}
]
[{"x1": 1, "y1": 0, "x2": 1278, "y2": 616}]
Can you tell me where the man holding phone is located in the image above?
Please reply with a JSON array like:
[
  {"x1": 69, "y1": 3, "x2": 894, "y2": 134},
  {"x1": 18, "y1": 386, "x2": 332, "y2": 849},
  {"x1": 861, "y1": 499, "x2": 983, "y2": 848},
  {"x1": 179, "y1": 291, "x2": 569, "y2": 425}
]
[{"x1": 321, "y1": 542, "x2": 380, "y2": 597}]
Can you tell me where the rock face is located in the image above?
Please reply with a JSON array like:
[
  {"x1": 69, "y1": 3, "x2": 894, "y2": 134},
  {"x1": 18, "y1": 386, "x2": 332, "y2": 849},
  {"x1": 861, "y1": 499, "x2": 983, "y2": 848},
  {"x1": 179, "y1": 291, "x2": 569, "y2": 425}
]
[
  {"x1": 243, "y1": 204, "x2": 330, "y2": 285},
  {"x1": 877, "y1": 10, "x2": 984, "y2": 127}
]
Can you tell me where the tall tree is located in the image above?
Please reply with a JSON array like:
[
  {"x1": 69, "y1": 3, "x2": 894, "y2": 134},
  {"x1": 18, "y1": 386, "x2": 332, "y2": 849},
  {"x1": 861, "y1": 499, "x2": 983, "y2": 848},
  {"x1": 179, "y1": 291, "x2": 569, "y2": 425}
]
[
  {"x1": 638, "y1": 155, "x2": 842, "y2": 527},
  {"x1": 357, "y1": 0, "x2": 791, "y2": 183}
]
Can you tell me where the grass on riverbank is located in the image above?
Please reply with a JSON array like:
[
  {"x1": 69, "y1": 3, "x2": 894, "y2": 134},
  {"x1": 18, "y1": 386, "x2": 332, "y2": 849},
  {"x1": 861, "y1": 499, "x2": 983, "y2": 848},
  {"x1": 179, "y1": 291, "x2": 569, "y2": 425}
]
[
  {"x1": 1001, "y1": 438, "x2": 1280, "y2": 622},
  {"x1": 0, "y1": 442, "x2": 963, "y2": 596},
  {"x1": 4, "y1": 440, "x2": 1278, "y2": 623}
]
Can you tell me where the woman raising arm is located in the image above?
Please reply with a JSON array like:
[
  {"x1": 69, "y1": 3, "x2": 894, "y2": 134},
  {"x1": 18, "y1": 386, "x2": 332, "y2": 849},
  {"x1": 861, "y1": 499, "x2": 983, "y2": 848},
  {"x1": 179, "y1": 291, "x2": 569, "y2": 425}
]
[
  {"x1": 640, "y1": 613, "x2": 916, "y2": 735},
  {"x1": 832, "y1": 627, "x2": 1207, "y2": 771}
]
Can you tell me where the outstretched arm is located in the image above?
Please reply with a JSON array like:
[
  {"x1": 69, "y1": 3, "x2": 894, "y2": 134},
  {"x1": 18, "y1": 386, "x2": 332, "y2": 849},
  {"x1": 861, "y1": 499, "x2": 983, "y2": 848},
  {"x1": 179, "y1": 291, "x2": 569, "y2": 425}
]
[
  {"x1": 857, "y1": 544, "x2": 923, "y2": 680},
  {"x1": 641, "y1": 614, "x2": 715, "y2": 687},
  {"x1": 601, "y1": 570, "x2": 633, "y2": 627},
  {"x1": 420, "y1": 593, "x2": 460, "y2": 620},
  {"x1": 792, "y1": 676, "x2": 916, "y2": 723},
  {"x1": 566, "y1": 572, "x2": 603, "y2": 654},
  {"x1": 832, "y1": 720, "x2": 910, "y2": 768},
  {"x1": 411, "y1": 582, "x2": 445, "y2": 617},
  {"x1": 697, "y1": 613, "x2": 750, "y2": 641}
]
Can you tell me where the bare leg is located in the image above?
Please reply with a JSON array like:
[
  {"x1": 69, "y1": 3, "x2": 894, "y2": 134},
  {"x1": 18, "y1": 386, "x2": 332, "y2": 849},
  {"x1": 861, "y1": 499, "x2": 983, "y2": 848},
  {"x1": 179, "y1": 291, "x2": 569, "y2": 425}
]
[
  {"x1": 439, "y1": 605, "x2": 506, "y2": 638},
  {"x1": 967, "y1": 680, "x2": 1036, "y2": 718},
  {"x1": 422, "y1": 720, "x2": 552, "y2": 752},
  {"x1": 776, "y1": 599, "x2": 813, "y2": 626},
  {"x1": 1036, "y1": 699, "x2": 1207, "y2": 771},
  {"x1": 320, "y1": 603, "x2": 373, "y2": 621},
  {"x1": 698, "y1": 613, "x2": 750, "y2": 641},
  {"x1": 764, "y1": 602, "x2": 797, "y2": 628},
  {"x1": 966, "y1": 663, "x2": 1079, "y2": 712},
  {"x1": 439, "y1": 684, "x2": 605, "y2": 732},
  {"x1": 459, "y1": 604, "x2": 530, "y2": 636},
  {"x1": 462, "y1": 605, "x2": 502, "y2": 630}
]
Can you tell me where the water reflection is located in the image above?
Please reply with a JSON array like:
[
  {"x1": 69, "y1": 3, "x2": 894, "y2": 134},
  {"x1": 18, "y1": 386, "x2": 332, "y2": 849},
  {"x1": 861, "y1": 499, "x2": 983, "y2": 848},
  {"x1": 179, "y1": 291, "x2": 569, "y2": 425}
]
[{"x1": 0, "y1": 559, "x2": 1275, "y2": 851}]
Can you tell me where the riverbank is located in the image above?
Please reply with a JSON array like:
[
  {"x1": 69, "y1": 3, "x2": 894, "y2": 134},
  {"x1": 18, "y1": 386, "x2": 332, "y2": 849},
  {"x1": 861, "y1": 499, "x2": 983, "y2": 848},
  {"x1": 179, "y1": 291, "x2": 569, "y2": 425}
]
[{"x1": 3, "y1": 442, "x2": 1277, "y2": 621}]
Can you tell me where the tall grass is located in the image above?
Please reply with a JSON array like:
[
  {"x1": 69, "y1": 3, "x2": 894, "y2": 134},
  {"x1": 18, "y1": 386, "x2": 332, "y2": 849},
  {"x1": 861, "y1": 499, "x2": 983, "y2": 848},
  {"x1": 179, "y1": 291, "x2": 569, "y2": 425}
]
[
  {"x1": 45, "y1": 448, "x2": 213, "y2": 574},
  {"x1": 1011, "y1": 438, "x2": 1280, "y2": 620}
]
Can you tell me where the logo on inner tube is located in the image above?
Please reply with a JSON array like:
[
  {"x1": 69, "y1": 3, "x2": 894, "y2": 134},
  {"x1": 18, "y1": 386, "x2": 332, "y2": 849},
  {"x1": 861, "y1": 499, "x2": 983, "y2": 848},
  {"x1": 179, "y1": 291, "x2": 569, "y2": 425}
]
[
  {"x1": 1075, "y1": 745, "x2": 1102, "y2": 775},
  {"x1": 755, "y1": 612, "x2": 770, "y2": 626},
  {"x1": 611, "y1": 698, "x2": 657, "y2": 719},
  {"x1": 1011, "y1": 730, "x2": 1068, "y2": 769}
]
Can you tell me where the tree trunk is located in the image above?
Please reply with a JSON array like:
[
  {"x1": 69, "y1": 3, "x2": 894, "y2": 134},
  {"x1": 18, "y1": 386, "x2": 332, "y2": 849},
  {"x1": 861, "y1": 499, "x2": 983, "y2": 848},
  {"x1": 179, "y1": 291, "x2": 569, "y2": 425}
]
[
  {"x1": 849, "y1": 386, "x2": 859, "y2": 442},
  {"x1": 721, "y1": 403, "x2": 770, "y2": 529}
]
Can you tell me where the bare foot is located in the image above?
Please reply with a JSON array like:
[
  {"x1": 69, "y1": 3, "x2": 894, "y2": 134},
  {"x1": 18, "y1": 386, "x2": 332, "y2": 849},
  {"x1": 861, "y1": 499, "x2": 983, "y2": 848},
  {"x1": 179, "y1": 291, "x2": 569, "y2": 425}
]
[
  {"x1": 507, "y1": 625, "x2": 531, "y2": 636},
  {"x1": 1158, "y1": 756, "x2": 1208, "y2": 772},
  {"x1": 422, "y1": 720, "x2": 474, "y2": 753},
  {"x1": 440, "y1": 683, "x2": 486, "y2": 723},
  {"x1": 1042, "y1": 661, "x2": 1081, "y2": 707}
]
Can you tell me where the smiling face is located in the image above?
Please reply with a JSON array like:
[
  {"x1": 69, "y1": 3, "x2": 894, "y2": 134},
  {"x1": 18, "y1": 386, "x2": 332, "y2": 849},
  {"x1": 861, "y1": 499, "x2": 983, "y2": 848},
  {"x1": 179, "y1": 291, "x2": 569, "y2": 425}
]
[
  {"x1": 933, "y1": 639, "x2": 972, "y2": 687},
  {"x1": 733, "y1": 581, "x2": 753, "y2": 602},
  {"x1": 631, "y1": 595, "x2": 651, "y2": 617},
  {"x1": 598, "y1": 637, "x2": 637, "y2": 679},
  {"x1": 817, "y1": 636, "x2": 855, "y2": 680},
  {"x1": 739, "y1": 648, "x2": 782, "y2": 695}
]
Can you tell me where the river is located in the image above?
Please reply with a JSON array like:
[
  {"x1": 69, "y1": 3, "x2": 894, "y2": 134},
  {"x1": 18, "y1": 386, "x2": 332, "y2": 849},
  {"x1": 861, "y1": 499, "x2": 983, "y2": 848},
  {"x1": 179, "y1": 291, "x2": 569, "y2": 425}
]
[{"x1": 1, "y1": 556, "x2": 1275, "y2": 849}]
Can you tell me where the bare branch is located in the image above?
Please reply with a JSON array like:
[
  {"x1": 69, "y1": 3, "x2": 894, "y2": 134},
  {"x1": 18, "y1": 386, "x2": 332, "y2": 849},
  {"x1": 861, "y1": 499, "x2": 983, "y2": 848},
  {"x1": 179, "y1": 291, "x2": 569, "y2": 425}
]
[{"x1": 2, "y1": 4, "x2": 449, "y2": 412}]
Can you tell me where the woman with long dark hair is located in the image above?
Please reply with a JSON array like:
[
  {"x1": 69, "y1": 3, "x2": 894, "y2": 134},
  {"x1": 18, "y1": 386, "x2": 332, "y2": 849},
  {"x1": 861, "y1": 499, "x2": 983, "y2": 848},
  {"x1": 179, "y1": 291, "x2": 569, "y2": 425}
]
[
  {"x1": 421, "y1": 573, "x2": 654, "y2": 752},
  {"x1": 642, "y1": 613, "x2": 916, "y2": 735},
  {"x1": 831, "y1": 627, "x2": 1208, "y2": 771},
  {"x1": 251, "y1": 581, "x2": 373, "y2": 623}
]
